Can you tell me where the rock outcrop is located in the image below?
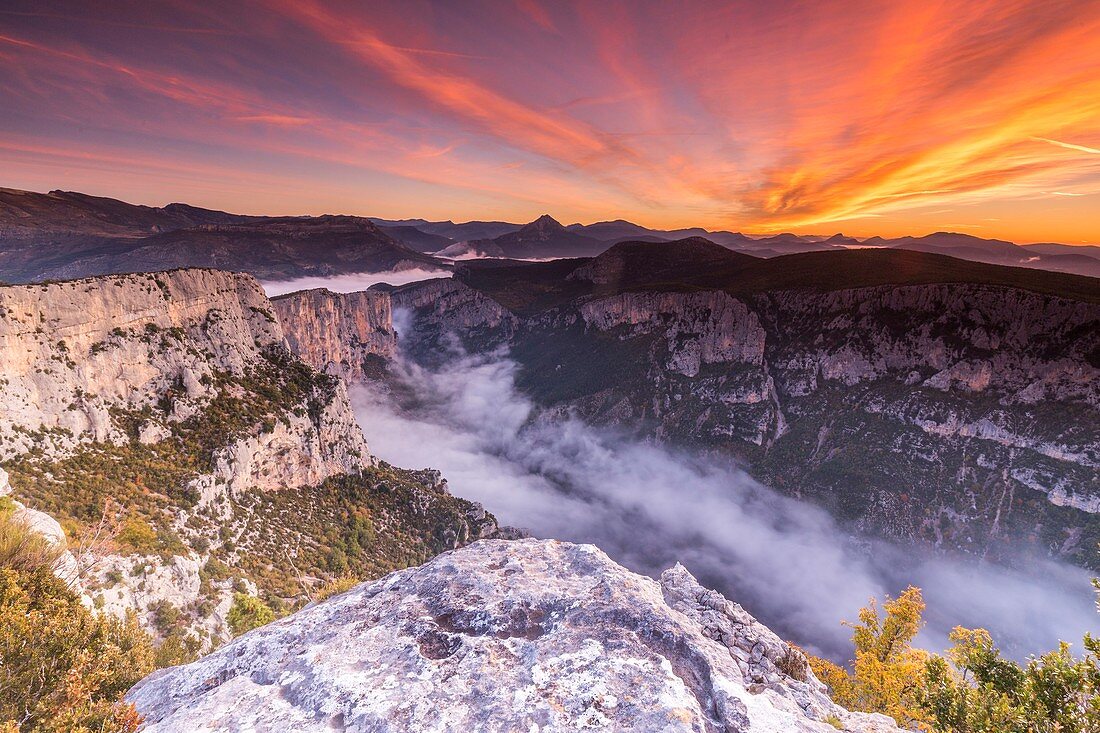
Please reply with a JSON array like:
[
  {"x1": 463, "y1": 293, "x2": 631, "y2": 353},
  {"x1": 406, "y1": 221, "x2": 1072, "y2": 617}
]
[
  {"x1": 272, "y1": 287, "x2": 396, "y2": 382},
  {"x1": 579, "y1": 291, "x2": 767, "y2": 376},
  {"x1": 128, "y1": 539, "x2": 898, "y2": 733},
  {"x1": 390, "y1": 277, "x2": 517, "y2": 333},
  {"x1": 387, "y1": 278, "x2": 519, "y2": 364},
  {"x1": 0, "y1": 268, "x2": 368, "y2": 475}
]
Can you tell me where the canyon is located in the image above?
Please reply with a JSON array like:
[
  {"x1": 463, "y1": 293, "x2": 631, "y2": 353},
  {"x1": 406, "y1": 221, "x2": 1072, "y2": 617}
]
[
  {"x1": 2, "y1": 247, "x2": 1096, "y2": 731},
  {"x1": 275, "y1": 243, "x2": 1100, "y2": 571}
]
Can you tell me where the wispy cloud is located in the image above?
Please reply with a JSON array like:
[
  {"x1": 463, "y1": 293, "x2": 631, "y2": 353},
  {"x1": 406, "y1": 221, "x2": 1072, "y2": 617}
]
[
  {"x1": 1032, "y1": 137, "x2": 1100, "y2": 155},
  {"x1": 1, "y1": 0, "x2": 1098, "y2": 240}
]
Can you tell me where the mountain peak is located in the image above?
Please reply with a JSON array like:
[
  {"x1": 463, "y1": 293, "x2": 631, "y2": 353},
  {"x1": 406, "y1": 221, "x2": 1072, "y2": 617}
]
[{"x1": 527, "y1": 213, "x2": 563, "y2": 230}]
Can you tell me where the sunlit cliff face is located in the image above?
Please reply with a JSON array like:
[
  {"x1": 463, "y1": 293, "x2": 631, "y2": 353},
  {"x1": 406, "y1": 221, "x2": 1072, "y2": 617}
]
[{"x1": 1, "y1": 0, "x2": 1098, "y2": 242}]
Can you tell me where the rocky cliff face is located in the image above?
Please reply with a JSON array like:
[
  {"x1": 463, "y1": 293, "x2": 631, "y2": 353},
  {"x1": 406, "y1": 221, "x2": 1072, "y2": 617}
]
[
  {"x1": 388, "y1": 278, "x2": 519, "y2": 363},
  {"x1": 128, "y1": 539, "x2": 898, "y2": 733},
  {"x1": 392, "y1": 272, "x2": 1100, "y2": 568},
  {"x1": 0, "y1": 269, "x2": 367, "y2": 478},
  {"x1": 0, "y1": 269, "x2": 502, "y2": 648},
  {"x1": 272, "y1": 288, "x2": 396, "y2": 382}
]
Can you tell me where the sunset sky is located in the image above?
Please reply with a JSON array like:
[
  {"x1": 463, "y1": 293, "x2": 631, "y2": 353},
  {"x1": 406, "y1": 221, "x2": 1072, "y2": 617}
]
[{"x1": 1, "y1": 0, "x2": 1098, "y2": 243}]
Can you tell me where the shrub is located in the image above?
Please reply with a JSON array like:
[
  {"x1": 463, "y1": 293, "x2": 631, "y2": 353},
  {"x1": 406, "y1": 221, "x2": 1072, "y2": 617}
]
[
  {"x1": 153, "y1": 630, "x2": 201, "y2": 669},
  {"x1": 0, "y1": 514, "x2": 153, "y2": 732},
  {"x1": 0, "y1": 511, "x2": 61, "y2": 574},
  {"x1": 313, "y1": 574, "x2": 359, "y2": 603},
  {"x1": 808, "y1": 586, "x2": 932, "y2": 730},
  {"x1": 150, "y1": 600, "x2": 181, "y2": 634},
  {"x1": 920, "y1": 627, "x2": 1100, "y2": 732},
  {"x1": 116, "y1": 518, "x2": 158, "y2": 554},
  {"x1": 226, "y1": 593, "x2": 275, "y2": 637}
]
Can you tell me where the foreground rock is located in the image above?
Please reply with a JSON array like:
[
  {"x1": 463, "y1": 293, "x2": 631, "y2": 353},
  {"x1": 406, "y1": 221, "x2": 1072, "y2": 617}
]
[{"x1": 129, "y1": 539, "x2": 897, "y2": 732}]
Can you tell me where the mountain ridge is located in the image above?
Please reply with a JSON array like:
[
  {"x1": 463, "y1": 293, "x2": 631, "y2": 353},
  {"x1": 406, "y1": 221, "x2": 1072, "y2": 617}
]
[{"x1": 5, "y1": 186, "x2": 1097, "y2": 281}]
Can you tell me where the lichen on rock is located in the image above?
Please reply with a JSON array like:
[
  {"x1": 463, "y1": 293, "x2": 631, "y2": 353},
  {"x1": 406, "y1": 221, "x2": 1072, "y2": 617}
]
[{"x1": 128, "y1": 539, "x2": 899, "y2": 732}]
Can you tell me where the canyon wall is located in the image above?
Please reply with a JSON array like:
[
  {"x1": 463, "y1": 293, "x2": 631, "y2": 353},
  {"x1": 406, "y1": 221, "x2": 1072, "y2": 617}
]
[
  {"x1": 388, "y1": 275, "x2": 1100, "y2": 567},
  {"x1": 0, "y1": 269, "x2": 501, "y2": 647},
  {"x1": 272, "y1": 287, "x2": 396, "y2": 382}
]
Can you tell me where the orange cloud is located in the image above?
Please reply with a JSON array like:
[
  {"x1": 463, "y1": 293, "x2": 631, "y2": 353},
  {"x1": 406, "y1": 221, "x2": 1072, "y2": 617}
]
[{"x1": 1, "y1": 0, "x2": 1098, "y2": 241}]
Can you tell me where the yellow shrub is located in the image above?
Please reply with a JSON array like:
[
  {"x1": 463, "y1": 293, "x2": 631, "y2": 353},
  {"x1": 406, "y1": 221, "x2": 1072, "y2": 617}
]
[
  {"x1": 809, "y1": 586, "x2": 933, "y2": 730},
  {"x1": 0, "y1": 513, "x2": 154, "y2": 733}
]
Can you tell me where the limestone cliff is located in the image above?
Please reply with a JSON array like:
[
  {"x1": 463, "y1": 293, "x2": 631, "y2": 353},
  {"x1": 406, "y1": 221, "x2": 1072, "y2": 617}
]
[
  {"x1": 128, "y1": 539, "x2": 899, "y2": 733},
  {"x1": 0, "y1": 269, "x2": 501, "y2": 647},
  {"x1": 0, "y1": 268, "x2": 368, "y2": 475},
  {"x1": 389, "y1": 278, "x2": 519, "y2": 363},
  {"x1": 271, "y1": 287, "x2": 396, "y2": 382}
]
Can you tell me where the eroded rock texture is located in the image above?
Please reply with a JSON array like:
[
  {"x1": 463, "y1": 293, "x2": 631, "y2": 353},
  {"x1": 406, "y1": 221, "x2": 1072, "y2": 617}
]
[{"x1": 129, "y1": 539, "x2": 898, "y2": 733}]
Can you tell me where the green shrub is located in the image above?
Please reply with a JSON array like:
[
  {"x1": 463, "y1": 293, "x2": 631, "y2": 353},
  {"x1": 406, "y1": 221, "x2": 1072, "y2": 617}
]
[
  {"x1": 0, "y1": 513, "x2": 153, "y2": 732},
  {"x1": 313, "y1": 574, "x2": 359, "y2": 603},
  {"x1": 920, "y1": 627, "x2": 1100, "y2": 733},
  {"x1": 226, "y1": 593, "x2": 275, "y2": 637},
  {"x1": 116, "y1": 518, "x2": 158, "y2": 554},
  {"x1": 150, "y1": 600, "x2": 181, "y2": 634},
  {"x1": 0, "y1": 512, "x2": 61, "y2": 575},
  {"x1": 153, "y1": 630, "x2": 201, "y2": 669}
]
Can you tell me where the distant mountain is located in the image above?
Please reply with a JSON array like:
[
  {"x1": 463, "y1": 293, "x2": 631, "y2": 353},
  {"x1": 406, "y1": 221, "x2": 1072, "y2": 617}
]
[
  {"x1": 433, "y1": 239, "x2": 506, "y2": 259},
  {"x1": 870, "y1": 232, "x2": 1100, "y2": 278},
  {"x1": 0, "y1": 187, "x2": 256, "y2": 238},
  {"x1": 377, "y1": 225, "x2": 454, "y2": 253},
  {"x1": 876, "y1": 232, "x2": 1023, "y2": 257},
  {"x1": 0, "y1": 188, "x2": 445, "y2": 283},
  {"x1": 564, "y1": 219, "x2": 663, "y2": 241},
  {"x1": 738, "y1": 233, "x2": 845, "y2": 256},
  {"x1": 4, "y1": 187, "x2": 1098, "y2": 280},
  {"x1": 1024, "y1": 243, "x2": 1100, "y2": 260},
  {"x1": 368, "y1": 217, "x2": 520, "y2": 242},
  {"x1": 475, "y1": 214, "x2": 607, "y2": 258},
  {"x1": 565, "y1": 219, "x2": 754, "y2": 248}
]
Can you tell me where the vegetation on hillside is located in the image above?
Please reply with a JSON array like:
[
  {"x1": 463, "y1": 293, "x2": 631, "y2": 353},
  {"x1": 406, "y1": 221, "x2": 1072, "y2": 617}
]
[
  {"x1": 809, "y1": 587, "x2": 932, "y2": 729},
  {"x1": 0, "y1": 510, "x2": 153, "y2": 733},
  {"x1": 459, "y1": 247, "x2": 1100, "y2": 316},
  {"x1": 4, "y1": 345, "x2": 337, "y2": 553},
  {"x1": 811, "y1": 582, "x2": 1100, "y2": 732},
  {"x1": 3, "y1": 338, "x2": 497, "y2": 652}
]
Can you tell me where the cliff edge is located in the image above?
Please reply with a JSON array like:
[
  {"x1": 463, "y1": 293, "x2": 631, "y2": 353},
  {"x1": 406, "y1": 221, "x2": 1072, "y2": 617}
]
[{"x1": 129, "y1": 539, "x2": 898, "y2": 733}]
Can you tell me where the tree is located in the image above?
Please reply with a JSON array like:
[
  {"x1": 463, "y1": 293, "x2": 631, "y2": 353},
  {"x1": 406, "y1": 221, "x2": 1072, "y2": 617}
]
[
  {"x1": 809, "y1": 586, "x2": 933, "y2": 730},
  {"x1": 227, "y1": 592, "x2": 275, "y2": 636},
  {"x1": 920, "y1": 626, "x2": 1100, "y2": 732},
  {"x1": 0, "y1": 511, "x2": 154, "y2": 733}
]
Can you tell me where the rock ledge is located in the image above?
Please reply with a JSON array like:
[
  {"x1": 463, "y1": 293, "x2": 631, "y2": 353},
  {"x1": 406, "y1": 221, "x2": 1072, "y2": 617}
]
[{"x1": 129, "y1": 539, "x2": 898, "y2": 732}]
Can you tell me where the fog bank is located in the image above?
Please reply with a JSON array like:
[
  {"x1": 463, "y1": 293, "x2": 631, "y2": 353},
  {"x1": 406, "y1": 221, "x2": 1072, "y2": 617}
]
[
  {"x1": 262, "y1": 269, "x2": 449, "y2": 296},
  {"x1": 349, "y1": 311, "x2": 1097, "y2": 661}
]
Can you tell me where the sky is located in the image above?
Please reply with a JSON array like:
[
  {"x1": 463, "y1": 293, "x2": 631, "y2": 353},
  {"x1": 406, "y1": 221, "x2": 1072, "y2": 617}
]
[{"x1": 1, "y1": 0, "x2": 1098, "y2": 243}]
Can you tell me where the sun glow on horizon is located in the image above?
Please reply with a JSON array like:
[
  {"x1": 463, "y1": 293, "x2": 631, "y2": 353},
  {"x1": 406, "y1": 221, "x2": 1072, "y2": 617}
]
[{"x1": 1, "y1": 0, "x2": 1099, "y2": 244}]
